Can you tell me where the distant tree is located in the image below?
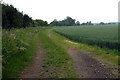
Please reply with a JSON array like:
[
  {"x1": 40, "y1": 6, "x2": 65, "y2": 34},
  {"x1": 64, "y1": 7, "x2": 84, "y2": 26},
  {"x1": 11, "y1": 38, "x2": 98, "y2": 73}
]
[
  {"x1": 34, "y1": 19, "x2": 48, "y2": 26},
  {"x1": 58, "y1": 21, "x2": 65, "y2": 26},
  {"x1": 100, "y1": 22, "x2": 104, "y2": 25},
  {"x1": 50, "y1": 19, "x2": 59, "y2": 26},
  {"x1": 76, "y1": 21, "x2": 80, "y2": 26},
  {"x1": 44, "y1": 21, "x2": 48, "y2": 26},
  {"x1": 81, "y1": 23, "x2": 86, "y2": 25},
  {"x1": 50, "y1": 17, "x2": 76, "y2": 26},
  {"x1": 23, "y1": 14, "x2": 31, "y2": 28},
  {"x1": 64, "y1": 16, "x2": 75, "y2": 26},
  {"x1": 87, "y1": 21, "x2": 93, "y2": 25},
  {"x1": 108, "y1": 23, "x2": 112, "y2": 25},
  {"x1": 81, "y1": 21, "x2": 93, "y2": 26}
]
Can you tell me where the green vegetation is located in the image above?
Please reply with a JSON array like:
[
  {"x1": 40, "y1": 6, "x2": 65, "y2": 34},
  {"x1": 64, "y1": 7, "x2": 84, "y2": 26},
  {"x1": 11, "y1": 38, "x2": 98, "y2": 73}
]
[
  {"x1": 34, "y1": 19, "x2": 48, "y2": 27},
  {"x1": 2, "y1": 2, "x2": 119, "y2": 78},
  {"x1": 2, "y1": 3, "x2": 48, "y2": 30},
  {"x1": 39, "y1": 27, "x2": 119, "y2": 76},
  {"x1": 2, "y1": 28, "x2": 40, "y2": 78},
  {"x1": 55, "y1": 25, "x2": 119, "y2": 51},
  {"x1": 47, "y1": 28, "x2": 119, "y2": 69},
  {"x1": 50, "y1": 16, "x2": 80, "y2": 26},
  {"x1": 51, "y1": 27, "x2": 119, "y2": 65},
  {"x1": 38, "y1": 28, "x2": 76, "y2": 78},
  {"x1": 2, "y1": 4, "x2": 32, "y2": 29},
  {"x1": 2, "y1": 26, "x2": 119, "y2": 78},
  {"x1": 47, "y1": 28, "x2": 118, "y2": 65},
  {"x1": 2, "y1": 27, "x2": 76, "y2": 78},
  {"x1": 64, "y1": 39, "x2": 119, "y2": 65}
]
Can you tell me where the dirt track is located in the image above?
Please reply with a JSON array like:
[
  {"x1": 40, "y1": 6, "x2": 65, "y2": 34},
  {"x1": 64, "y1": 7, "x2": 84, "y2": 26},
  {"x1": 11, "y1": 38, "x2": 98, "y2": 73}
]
[
  {"x1": 19, "y1": 45, "x2": 45, "y2": 78},
  {"x1": 19, "y1": 45, "x2": 115, "y2": 78},
  {"x1": 68, "y1": 47, "x2": 114, "y2": 78}
]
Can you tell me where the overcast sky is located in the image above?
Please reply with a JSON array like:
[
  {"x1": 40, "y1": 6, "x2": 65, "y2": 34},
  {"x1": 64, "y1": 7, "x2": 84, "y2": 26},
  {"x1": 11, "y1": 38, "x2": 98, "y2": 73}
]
[{"x1": 3, "y1": 0, "x2": 119, "y2": 23}]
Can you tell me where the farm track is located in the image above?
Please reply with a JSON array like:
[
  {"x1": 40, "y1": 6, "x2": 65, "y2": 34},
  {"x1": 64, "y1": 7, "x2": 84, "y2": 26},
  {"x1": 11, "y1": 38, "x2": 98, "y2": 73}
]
[
  {"x1": 68, "y1": 47, "x2": 114, "y2": 78},
  {"x1": 19, "y1": 44, "x2": 46, "y2": 78},
  {"x1": 18, "y1": 29, "x2": 116, "y2": 78}
]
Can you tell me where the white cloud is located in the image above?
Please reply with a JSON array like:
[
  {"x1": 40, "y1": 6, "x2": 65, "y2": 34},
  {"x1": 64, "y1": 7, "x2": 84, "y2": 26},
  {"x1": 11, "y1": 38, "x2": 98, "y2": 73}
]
[{"x1": 3, "y1": 0, "x2": 119, "y2": 23}]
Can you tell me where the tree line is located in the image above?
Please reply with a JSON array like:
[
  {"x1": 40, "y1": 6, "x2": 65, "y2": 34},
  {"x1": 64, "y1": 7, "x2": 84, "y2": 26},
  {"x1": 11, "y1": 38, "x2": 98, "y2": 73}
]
[
  {"x1": 2, "y1": 3, "x2": 113, "y2": 30},
  {"x1": 2, "y1": 3, "x2": 48, "y2": 30},
  {"x1": 2, "y1": 3, "x2": 81, "y2": 29},
  {"x1": 50, "y1": 17, "x2": 80, "y2": 26}
]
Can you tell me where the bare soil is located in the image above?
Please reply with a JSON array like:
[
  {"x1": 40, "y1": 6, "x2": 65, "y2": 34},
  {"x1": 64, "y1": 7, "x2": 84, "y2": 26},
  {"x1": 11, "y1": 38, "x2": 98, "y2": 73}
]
[
  {"x1": 19, "y1": 45, "x2": 45, "y2": 78},
  {"x1": 18, "y1": 44, "x2": 116, "y2": 78},
  {"x1": 68, "y1": 47, "x2": 114, "y2": 78}
]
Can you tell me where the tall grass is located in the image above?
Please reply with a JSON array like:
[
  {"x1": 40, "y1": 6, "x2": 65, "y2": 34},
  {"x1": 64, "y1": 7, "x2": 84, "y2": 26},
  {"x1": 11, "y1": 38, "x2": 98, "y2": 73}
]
[{"x1": 2, "y1": 28, "x2": 40, "y2": 78}]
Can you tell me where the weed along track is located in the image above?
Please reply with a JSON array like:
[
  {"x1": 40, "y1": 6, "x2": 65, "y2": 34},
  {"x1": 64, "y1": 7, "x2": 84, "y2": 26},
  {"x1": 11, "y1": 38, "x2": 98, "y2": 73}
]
[{"x1": 68, "y1": 47, "x2": 114, "y2": 78}]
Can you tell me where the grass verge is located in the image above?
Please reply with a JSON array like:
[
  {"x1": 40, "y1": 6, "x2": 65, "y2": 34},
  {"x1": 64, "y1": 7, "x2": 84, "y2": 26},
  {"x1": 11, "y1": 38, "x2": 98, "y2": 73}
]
[
  {"x1": 2, "y1": 28, "x2": 40, "y2": 78},
  {"x1": 38, "y1": 28, "x2": 76, "y2": 78}
]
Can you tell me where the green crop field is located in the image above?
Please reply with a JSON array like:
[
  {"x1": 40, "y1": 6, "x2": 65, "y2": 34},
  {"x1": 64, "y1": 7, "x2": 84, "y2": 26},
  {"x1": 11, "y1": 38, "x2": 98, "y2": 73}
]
[{"x1": 55, "y1": 25, "x2": 119, "y2": 50}]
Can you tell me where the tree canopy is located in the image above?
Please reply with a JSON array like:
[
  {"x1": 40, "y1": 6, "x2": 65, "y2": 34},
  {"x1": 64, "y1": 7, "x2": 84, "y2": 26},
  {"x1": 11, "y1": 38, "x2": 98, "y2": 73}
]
[
  {"x1": 50, "y1": 16, "x2": 76, "y2": 26},
  {"x1": 34, "y1": 19, "x2": 48, "y2": 27},
  {"x1": 2, "y1": 3, "x2": 48, "y2": 30}
]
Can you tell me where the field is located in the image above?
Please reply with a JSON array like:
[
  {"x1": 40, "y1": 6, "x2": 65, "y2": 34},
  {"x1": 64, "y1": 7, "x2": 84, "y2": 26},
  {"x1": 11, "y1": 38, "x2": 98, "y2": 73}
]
[
  {"x1": 55, "y1": 25, "x2": 119, "y2": 51},
  {"x1": 2, "y1": 26, "x2": 119, "y2": 78},
  {"x1": 2, "y1": 1, "x2": 119, "y2": 78}
]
